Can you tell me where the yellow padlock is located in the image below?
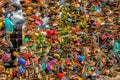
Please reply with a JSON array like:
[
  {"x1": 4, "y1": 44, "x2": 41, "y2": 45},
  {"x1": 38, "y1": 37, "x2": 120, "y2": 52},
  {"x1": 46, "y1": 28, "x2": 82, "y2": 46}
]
[
  {"x1": 0, "y1": 22, "x2": 3, "y2": 29},
  {"x1": 7, "y1": 75, "x2": 12, "y2": 80},
  {"x1": 75, "y1": 4, "x2": 80, "y2": 7},
  {"x1": 35, "y1": 32, "x2": 39, "y2": 36},
  {"x1": 50, "y1": 78, "x2": 55, "y2": 80},
  {"x1": 76, "y1": 76, "x2": 83, "y2": 80},
  {"x1": 53, "y1": 53, "x2": 60, "y2": 58},
  {"x1": 67, "y1": 13, "x2": 72, "y2": 17},
  {"x1": 46, "y1": 75, "x2": 49, "y2": 80},
  {"x1": 82, "y1": 66, "x2": 86, "y2": 74},
  {"x1": 88, "y1": 70, "x2": 93, "y2": 75},
  {"x1": 9, "y1": 68, "x2": 13, "y2": 75},
  {"x1": 20, "y1": 76, "x2": 22, "y2": 80},
  {"x1": 38, "y1": 73, "x2": 42, "y2": 79},
  {"x1": 71, "y1": 59, "x2": 75, "y2": 65}
]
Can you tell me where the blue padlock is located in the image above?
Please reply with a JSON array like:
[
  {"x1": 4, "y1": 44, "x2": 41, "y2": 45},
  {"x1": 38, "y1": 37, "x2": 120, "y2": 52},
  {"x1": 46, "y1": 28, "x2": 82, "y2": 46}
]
[
  {"x1": 73, "y1": 66, "x2": 78, "y2": 71},
  {"x1": 77, "y1": 56, "x2": 85, "y2": 61},
  {"x1": 18, "y1": 57, "x2": 26, "y2": 65},
  {"x1": 92, "y1": 75, "x2": 97, "y2": 79},
  {"x1": 92, "y1": 34, "x2": 97, "y2": 36},
  {"x1": 19, "y1": 67, "x2": 25, "y2": 73},
  {"x1": 102, "y1": 46, "x2": 107, "y2": 49}
]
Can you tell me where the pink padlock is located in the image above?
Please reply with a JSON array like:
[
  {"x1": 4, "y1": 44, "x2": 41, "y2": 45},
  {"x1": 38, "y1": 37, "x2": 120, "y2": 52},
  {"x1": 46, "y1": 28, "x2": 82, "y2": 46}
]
[
  {"x1": 35, "y1": 20, "x2": 41, "y2": 25},
  {"x1": 102, "y1": 34, "x2": 108, "y2": 40},
  {"x1": 78, "y1": 0, "x2": 81, "y2": 3},
  {"x1": 2, "y1": 53, "x2": 11, "y2": 61}
]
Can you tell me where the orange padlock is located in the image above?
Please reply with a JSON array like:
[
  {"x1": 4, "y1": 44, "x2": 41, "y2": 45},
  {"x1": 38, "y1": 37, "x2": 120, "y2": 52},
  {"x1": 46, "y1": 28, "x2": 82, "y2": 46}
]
[{"x1": 24, "y1": 0, "x2": 32, "y2": 3}]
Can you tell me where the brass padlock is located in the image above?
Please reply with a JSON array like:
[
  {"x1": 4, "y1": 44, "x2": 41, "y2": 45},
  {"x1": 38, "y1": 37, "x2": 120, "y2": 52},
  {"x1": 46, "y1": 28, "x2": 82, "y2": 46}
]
[
  {"x1": 25, "y1": 10, "x2": 32, "y2": 15},
  {"x1": 13, "y1": 51, "x2": 20, "y2": 57},
  {"x1": 32, "y1": 9, "x2": 38, "y2": 14},
  {"x1": 0, "y1": 65, "x2": 5, "y2": 73}
]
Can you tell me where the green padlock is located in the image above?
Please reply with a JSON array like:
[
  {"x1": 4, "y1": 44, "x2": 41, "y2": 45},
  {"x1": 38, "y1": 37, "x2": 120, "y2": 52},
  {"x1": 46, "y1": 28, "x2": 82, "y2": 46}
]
[{"x1": 23, "y1": 37, "x2": 29, "y2": 42}]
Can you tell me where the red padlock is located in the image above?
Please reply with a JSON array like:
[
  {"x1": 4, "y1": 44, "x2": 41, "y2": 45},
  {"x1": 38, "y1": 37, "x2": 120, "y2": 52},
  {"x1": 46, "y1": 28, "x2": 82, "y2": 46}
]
[
  {"x1": 34, "y1": 57, "x2": 39, "y2": 63},
  {"x1": 23, "y1": 53, "x2": 30, "y2": 59},
  {"x1": 31, "y1": 15, "x2": 37, "y2": 19},
  {"x1": 36, "y1": 0, "x2": 40, "y2": 3},
  {"x1": 25, "y1": 59, "x2": 30, "y2": 66},
  {"x1": 95, "y1": 22, "x2": 100, "y2": 28},
  {"x1": 71, "y1": 27, "x2": 79, "y2": 33},
  {"x1": 65, "y1": 60, "x2": 71, "y2": 65},
  {"x1": 46, "y1": 30, "x2": 57, "y2": 37},
  {"x1": 57, "y1": 73, "x2": 64, "y2": 78},
  {"x1": 52, "y1": 36, "x2": 57, "y2": 41},
  {"x1": 0, "y1": 31, "x2": 2, "y2": 36},
  {"x1": 102, "y1": 34, "x2": 108, "y2": 40}
]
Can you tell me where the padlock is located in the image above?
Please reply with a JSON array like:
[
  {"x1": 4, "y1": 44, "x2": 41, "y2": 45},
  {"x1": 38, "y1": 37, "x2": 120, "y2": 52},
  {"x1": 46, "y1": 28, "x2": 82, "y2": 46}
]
[
  {"x1": 2, "y1": 53, "x2": 11, "y2": 61},
  {"x1": 0, "y1": 49, "x2": 4, "y2": 55},
  {"x1": 50, "y1": 78, "x2": 55, "y2": 80},
  {"x1": 18, "y1": 57, "x2": 26, "y2": 65},
  {"x1": 38, "y1": 73, "x2": 42, "y2": 79},
  {"x1": 13, "y1": 51, "x2": 20, "y2": 58},
  {"x1": 0, "y1": 65, "x2": 5, "y2": 73},
  {"x1": 20, "y1": 76, "x2": 22, "y2": 80},
  {"x1": 25, "y1": 59, "x2": 30, "y2": 66},
  {"x1": 0, "y1": 22, "x2": 3, "y2": 29},
  {"x1": 110, "y1": 70, "x2": 117, "y2": 77},
  {"x1": 7, "y1": 74, "x2": 12, "y2": 80},
  {"x1": 24, "y1": 0, "x2": 32, "y2": 3},
  {"x1": 35, "y1": 66, "x2": 39, "y2": 73},
  {"x1": 53, "y1": 53, "x2": 60, "y2": 58}
]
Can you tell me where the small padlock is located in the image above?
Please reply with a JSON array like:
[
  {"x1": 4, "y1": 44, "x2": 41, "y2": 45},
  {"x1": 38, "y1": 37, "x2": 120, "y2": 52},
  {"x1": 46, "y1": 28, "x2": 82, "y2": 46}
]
[
  {"x1": 38, "y1": 73, "x2": 42, "y2": 79},
  {"x1": 35, "y1": 66, "x2": 39, "y2": 73},
  {"x1": 0, "y1": 65, "x2": 5, "y2": 73},
  {"x1": 13, "y1": 51, "x2": 20, "y2": 58}
]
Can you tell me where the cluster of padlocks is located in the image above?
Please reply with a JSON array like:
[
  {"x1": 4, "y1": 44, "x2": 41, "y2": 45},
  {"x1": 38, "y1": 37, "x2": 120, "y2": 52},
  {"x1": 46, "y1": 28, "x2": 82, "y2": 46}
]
[{"x1": 0, "y1": 0, "x2": 120, "y2": 80}]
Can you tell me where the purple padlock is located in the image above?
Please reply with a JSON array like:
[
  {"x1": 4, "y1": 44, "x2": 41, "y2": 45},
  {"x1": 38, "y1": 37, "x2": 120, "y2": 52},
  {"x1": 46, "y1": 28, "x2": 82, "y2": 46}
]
[{"x1": 47, "y1": 60, "x2": 56, "y2": 70}]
